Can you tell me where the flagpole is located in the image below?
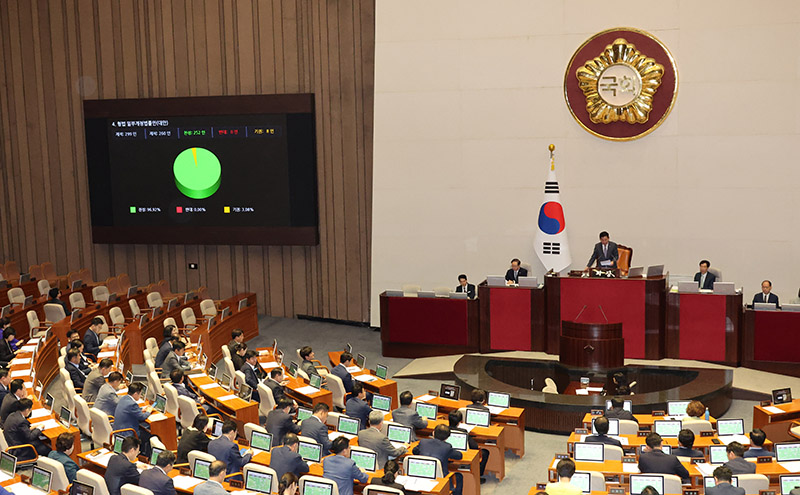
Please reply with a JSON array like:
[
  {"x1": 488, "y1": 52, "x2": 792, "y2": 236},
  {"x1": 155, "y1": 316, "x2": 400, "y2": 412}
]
[{"x1": 546, "y1": 143, "x2": 557, "y2": 277}]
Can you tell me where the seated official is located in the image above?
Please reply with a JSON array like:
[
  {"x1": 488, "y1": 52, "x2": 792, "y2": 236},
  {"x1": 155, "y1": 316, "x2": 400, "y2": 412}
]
[
  {"x1": 694, "y1": 260, "x2": 717, "y2": 290},
  {"x1": 66, "y1": 329, "x2": 80, "y2": 342},
  {"x1": 300, "y1": 402, "x2": 332, "y2": 454},
  {"x1": 585, "y1": 416, "x2": 622, "y2": 448},
  {"x1": 5, "y1": 398, "x2": 52, "y2": 460},
  {"x1": 744, "y1": 428, "x2": 774, "y2": 458},
  {"x1": 345, "y1": 382, "x2": 371, "y2": 431},
  {"x1": 0, "y1": 317, "x2": 21, "y2": 351},
  {"x1": 0, "y1": 369, "x2": 9, "y2": 404},
  {"x1": 241, "y1": 350, "x2": 265, "y2": 401},
  {"x1": 585, "y1": 230, "x2": 618, "y2": 270},
  {"x1": 300, "y1": 346, "x2": 322, "y2": 378},
  {"x1": 448, "y1": 410, "x2": 488, "y2": 479},
  {"x1": 455, "y1": 274, "x2": 476, "y2": 299},
  {"x1": 66, "y1": 348, "x2": 88, "y2": 389},
  {"x1": 48, "y1": 432, "x2": 79, "y2": 483},
  {"x1": 106, "y1": 436, "x2": 141, "y2": 495},
  {"x1": 638, "y1": 433, "x2": 690, "y2": 482},
  {"x1": 723, "y1": 442, "x2": 756, "y2": 474},
  {"x1": 0, "y1": 328, "x2": 18, "y2": 366},
  {"x1": 413, "y1": 424, "x2": 463, "y2": 495},
  {"x1": 230, "y1": 342, "x2": 247, "y2": 372},
  {"x1": 545, "y1": 458, "x2": 582, "y2": 495},
  {"x1": 266, "y1": 397, "x2": 301, "y2": 446},
  {"x1": 0, "y1": 379, "x2": 26, "y2": 427},
  {"x1": 505, "y1": 258, "x2": 528, "y2": 284},
  {"x1": 177, "y1": 414, "x2": 211, "y2": 464},
  {"x1": 753, "y1": 280, "x2": 779, "y2": 306},
  {"x1": 674, "y1": 429, "x2": 704, "y2": 458},
  {"x1": 70, "y1": 339, "x2": 95, "y2": 370},
  {"x1": 682, "y1": 400, "x2": 707, "y2": 424},
  {"x1": 358, "y1": 410, "x2": 407, "y2": 468},
  {"x1": 266, "y1": 368, "x2": 295, "y2": 405},
  {"x1": 47, "y1": 288, "x2": 70, "y2": 316},
  {"x1": 330, "y1": 352, "x2": 356, "y2": 397},
  {"x1": 155, "y1": 327, "x2": 177, "y2": 368},
  {"x1": 392, "y1": 390, "x2": 428, "y2": 441},
  {"x1": 140, "y1": 449, "x2": 177, "y2": 495},
  {"x1": 208, "y1": 420, "x2": 253, "y2": 477},
  {"x1": 170, "y1": 369, "x2": 214, "y2": 414},
  {"x1": 83, "y1": 317, "x2": 104, "y2": 358},
  {"x1": 94, "y1": 371, "x2": 123, "y2": 417},
  {"x1": 369, "y1": 460, "x2": 406, "y2": 492},
  {"x1": 269, "y1": 433, "x2": 309, "y2": 480},
  {"x1": 227, "y1": 328, "x2": 245, "y2": 357},
  {"x1": 323, "y1": 436, "x2": 369, "y2": 495},
  {"x1": 194, "y1": 460, "x2": 228, "y2": 495},
  {"x1": 83, "y1": 358, "x2": 114, "y2": 402},
  {"x1": 605, "y1": 396, "x2": 637, "y2": 422},
  {"x1": 707, "y1": 466, "x2": 745, "y2": 495},
  {"x1": 113, "y1": 382, "x2": 153, "y2": 451},
  {"x1": 469, "y1": 389, "x2": 490, "y2": 411},
  {"x1": 161, "y1": 340, "x2": 191, "y2": 379}
]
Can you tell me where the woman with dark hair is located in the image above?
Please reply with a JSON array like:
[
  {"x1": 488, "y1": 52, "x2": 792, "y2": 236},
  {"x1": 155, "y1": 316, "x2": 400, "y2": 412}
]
[
  {"x1": 278, "y1": 472, "x2": 298, "y2": 495},
  {"x1": 370, "y1": 460, "x2": 405, "y2": 492}
]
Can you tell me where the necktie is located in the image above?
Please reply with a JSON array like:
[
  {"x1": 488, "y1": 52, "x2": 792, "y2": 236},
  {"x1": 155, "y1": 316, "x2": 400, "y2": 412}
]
[
  {"x1": 603, "y1": 245, "x2": 607, "y2": 257},
  {"x1": 765, "y1": 293, "x2": 768, "y2": 303}
]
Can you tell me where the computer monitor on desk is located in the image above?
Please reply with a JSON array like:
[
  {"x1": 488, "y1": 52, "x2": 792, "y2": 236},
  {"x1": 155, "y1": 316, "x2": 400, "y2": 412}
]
[
  {"x1": 678, "y1": 281, "x2": 699, "y2": 293},
  {"x1": 754, "y1": 302, "x2": 778, "y2": 311},
  {"x1": 570, "y1": 472, "x2": 592, "y2": 494},
  {"x1": 630, "y1": 475, "x2": 664, "y2": 495},
  {"x1": 782, "y1": 304, "x2": 800, "y2": 312},
  {"x1": 626, "y1": 266, "x2": 644, "y2": 278},
  {"x1": 486, "y1": 276, "x2": 505, "y2": 287},
  {"x1": 713, "y1": 282, "x2": 736, "y2": 295},
  {"x1": 449, "y1": 292, "x2": 467, "y2": 299},
  {"x1": 646, "y1": 265, "x2": 664, "y2": 277},
  {"x1": 780, "y1": 475, "x2": 800, "y2": 495},
  {"x1": 518, "y1": 276, "x2": 538, "y2": 287},
  {"x1": 666, "y1": 400, "x2": 690, "y2": 417},
  {"x1": 709, "y1": 445, "x2": 729, "y2": 464}
]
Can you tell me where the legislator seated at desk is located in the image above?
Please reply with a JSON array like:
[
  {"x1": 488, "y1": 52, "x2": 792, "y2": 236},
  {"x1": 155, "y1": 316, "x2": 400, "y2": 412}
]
[
  {"x1": 639, "y1": 433, "x2": 690, "y2": 482},
  {"x1": 694, "y1": 260, "x2": 717, "y2": 290},
  {"x1": 706, "y1": 466, "x2": 745, "y2": 495},
  {"x1": 605, "y1": 397, "x2": 637, "y2": 423},
  {"x1": 5, "y1": 398, "x2": 52, "y2": 460},
  {"x1": 546, "y1": 458, "x2": 582, "y2": 495},
  {"x1": 673, "y1": 429, "x2": 704, "y2": 458},
  {"x1": 323, "y1": 437, "x2": 370, "y2": 495},
  {"x1": 456, "y1": 274, "x2": 476, "y2": 299},
  {"x1": 743, "y1": 429, "x2": 774, "y2": 458},
  {"x1": 753, "y1": 280, "x2": 779, "y2": 306},
  {"x1": 413, "y1": 425, "x2": 463, "y2": 495},
  {"x1": 505, "y1": 259, "x2": 528, "y2": 284},
  {"x1": 722, "y1": 442, "x2": 755, "y2": 474},
  {"x1": 270, "y1": 432, "x2": 309, "y2": 479},
  {"x1": 585, "y1": 416, "x2": 622, "y2": 448},
  {"x1": 585, "y1": 231, "x2": 618, "y2": 270},
  {"x1": 107, "y1": 436, "x2": 142, "y2": 495},
  {"x1": 140, "y1": 449, "x2": 177, "y2": 495}
]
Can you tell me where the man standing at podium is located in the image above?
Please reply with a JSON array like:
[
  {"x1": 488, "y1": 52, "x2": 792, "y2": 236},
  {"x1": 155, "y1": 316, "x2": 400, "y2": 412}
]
[
  {"x1": 753, "y1": 280, "x2": 779, "y2": 306},
  {"x1": 694, "y1": 260, "x2": 716, "y2": 290},
  {"x1": 505, "y1": 259, "x2": 527, "y2": 284},
  {"x1": 455, "y1": 274, "x2": 476, "y2": 299},
  {"x1": 585, "y1": 231, "x2": 618, "y2": 270}
]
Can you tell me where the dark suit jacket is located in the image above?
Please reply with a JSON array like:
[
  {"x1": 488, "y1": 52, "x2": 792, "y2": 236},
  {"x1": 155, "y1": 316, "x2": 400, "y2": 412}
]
[
  {"x1": 369, "y1": 479, "x2": 406, "y2": 492},
  {"x1": 753, "y1": 292, "x2": 779, "y2": 306},
  {"x1": 266, "y1": 408, "x2": 300, "y2": 446},
  {"x1": 174, "y1": 382, "x2": 200, "y2": 402},
  {"x1": 605, "y1": 408, "x2": 637, "y2": 423},
  {"x1": 743, "y1": 446, "x2": 774, "y2": 458},
  {"x1": 139, "y1": 466, "x2": 176, "y2": 495},
  {"x1": 392, "y1": 407, "x2": 428, "y2": 441},
  {"x1": 455, "y1": 284, "x2": 476, "y2": 299},
  {"x1": 4, "y1": 411, "x2": 43, "y2": 460},
  {"x1": 231, "y1": 353, "x2": 246, "y2": 373},
  {"x1": 300, "y1": 415, "x2": 332, "y2": 454},
  {"x1": 723, "y1": 456, "x2": 756, "y2": 474},
  {"x1": 322, "y1": 455, "x2": 369, "y2": 495},
  {"x1": 265, "y1": 378, "x2": 288, "y2": 403},
  {"x1": 673, "y1": 446, "x2": 704, "y2": 458},
  {"x1": 46, "y1": 298, "x2": 70, "y2": 317},
  {"x1": 301, "y1": 359, "x2": 320, "y2": 378},
  {"x1": 413, "y1": 437, "x2": 462, "y2": 473},
  {"x1": 67, "y1": 361, "x2": 87, "y2": 389},
  {"x1": 269, "y1": 445, "x2": 309, "y2": 479},
  {"x1": 694, "y1": 271, "x2": 717, "y2": 290},
  {"x1": 106, "y1": 453, "x2": 141, "y2": 495},
  {"x1": 0, "y1": 339, "x2": 16, "y2": 364},
  {"x1": 0, "y1": 384, "x2": 7, "y2": 405},
  {"x1": 706, "y1": 482, "x2": 745, "y2": 495},
  {"x1": 161, "y1": 351, "x2": 189, "y2": 379},
  {"x1": 585, "y1": 434, "x2": 622, "y2": 448},
  {"x1": 587, "y1": 241, "x2": 619, "y2": 268},
  {"x1": 0, "y1": 392, "x2": 16, "y2": 426},
  {"x1": 345, "y1": 396, "x2": 371, "y2": 431},
  {"x1": 331, "y1": 364, "x2": 354, "y2": 394},
  {"x1": 83, "y1": 328, "x2": 102, "y2": 357},
  {"x1": 154, "y1": 340, "x2": 172, "y2": 368},
  {"x1": 240, "y1": 363, "x2": 261, "y2": 401},
  {"x1": 208, "y1": 435, "x2": 252, "y2": 475},
  {"x1": 504, "y1": 268, "x2": 528, "y2": 283},
  {"x1": 113, "y1": 395, "x2": 150, "y2": 438},
  {"x1": 176, "y1": 428, "x2": 210, "y2": 464},
  {"x1": 638, "y1": 450, "x2": 690, "y2": 480}
]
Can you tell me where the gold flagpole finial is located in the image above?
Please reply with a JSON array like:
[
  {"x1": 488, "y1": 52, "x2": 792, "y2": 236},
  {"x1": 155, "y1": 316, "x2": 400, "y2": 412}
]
[{"x1": 549, "y1": 144, "x2": 555, "y2": 171}]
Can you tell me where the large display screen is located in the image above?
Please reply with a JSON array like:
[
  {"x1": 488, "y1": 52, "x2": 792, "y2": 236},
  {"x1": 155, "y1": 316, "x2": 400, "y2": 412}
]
[{"x1": 84, "y1": 94, "x2": 318, "y2": 245}]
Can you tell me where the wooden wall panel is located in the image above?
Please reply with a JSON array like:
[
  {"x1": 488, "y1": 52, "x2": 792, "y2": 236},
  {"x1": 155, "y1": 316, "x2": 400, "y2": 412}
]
[{"x1": 0, "y1": 0, "x2": 374, "y2": 323}]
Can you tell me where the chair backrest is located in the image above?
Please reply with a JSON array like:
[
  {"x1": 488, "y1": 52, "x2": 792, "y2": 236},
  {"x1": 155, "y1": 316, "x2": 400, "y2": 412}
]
[
  {"x1": 735, "y1": 474, "x2": 769, "y2": 495},
  {"x1": 181, "y1": 307, "x2": 197, "y2": 327},
  {"x1": 37, "y1": 278, "x2": 51, "y2": 296},
  {"x1": 30, "y1": 264, "x2": 45, "y2": 281},
  {"x1": 73, "y1": 396, "x2": 93, "y2": 437},
  {"x1": 120, "y1": 485, "x2": 155, "y2": 495},
  {"x1": 7, "y1": 287, "x2": 24, "y2": 304},
  {"x1": 117, "y1": 273, "x2": 132, "y2": 291},
  {"x1": 299, "y1": 475, "x2": 340, "y2": 495},
  {"x1": 188, "y1": 450, "x2": 216, "y2": 470},
  {"x1": 401, "y1": 284, "x2": 420, "y2": 295},
  {"x1": 69, "y1": 292, "x2": 87, "y2": 309},
  {"x1": 364, "y1": 486, "x2": 404, "y2": 495},
  {"x1": 79, "y1": 267, "x2": 94, "y2": 284},
  {"x1": 157, "y1": 280, "x2": 170, "y2": 295},
  {"x1": 402, "y1": 455, "x2": 444, "y2": 478},
  {"x1": 148, "y1": 371, "x2": 164, "y2": 397},
  {"x1": 143, "y1": 349, "x2": 154, "y2": 364},
  {"x1": 178, "y1": 396, "x2": 200, "y2": 429},
  {"x1": 618, "y1": 419, "x2": 639, "y2": 435},
  {"x1": 64, "y1": 380, "x2": 78, "y2": 410},
  {"x1": 76, "y1": 469, "x2": 111, "y2": 495},
  {"x1": 325, "y1": 373, "x2": 347, "y2": 409},
  {"x1": 242, "y1": 464, "x2": 279, "y2": 494},
  {"x1": 234, "y1": 370, "x2": 247, "y2": 390},
  {"x1": 145, "y1": 360, "x2": 157, "y2": 376},
  {"x1": 433, "y1": 286, "x2": 451, "y2": 297},
  {"x1": 326, "y1": 411, "x2": 341, "y2": 428},
  {"x1": 582, "y1": 472, "x2": 606, "y2": 493},
  {"x1": 93, "y1": 285, "x2": 110, "y2": 303},
  {"x1": 129, "y1": 299, "x2": 142, "y2": 316},
  {"x1": 147, "y1": 291, "x2": 163, "y2": 309},
  {"x1": 163, "y1": 317, "x2": 177, "y2": 328},
  {"x1": 603, "y1": 444, "x2": 624, "y2": 461},
  {"x1": 681, "y1": 419, "x2": 713, "y2": 435},
  {"x1": 197, "y1": 286, "x2": 210, "y2": 300},
  {"x1": 223, "y1": 357, "x2": 236, "y2": 381},
  {"x1": 617, "y1": 244, "x2": 633, "y2": 276},
  {"x1": 27, "y1": 310, "x2": 40, "y2": 329},
  {"x1": 162, "y1": 384, "x2": 180, "y2": 417},
  {"x1": 150, "y1": 435, "x2": 167, "y2": 451},
  {"x1": 221, "y1": 345, "x2": 232, "y2": 360},
  {"x1": 244, "y1": 422, "x2": 268, "y2": 441},
  {"x1": 44, "y1": 303, "x2": 67, "y2": 323},
  {"x1": 106, "y1": 276, "x2": 122, "y2": 295},
  {"x1": 145, "y1": 337, "x2": 159, "y2": 357},
  {"x1": 257, "y1": 383, "x2": 276, "y2": 415},
  {"x1": 0, "y1": 426, "x2": 8, "y2": 450},
  {"x1": 708, "y1": 267, "x2": 722, "y2": 282},
  {"x1": 67, "y1": 271, "x2": 80, "y2": 285},
  {"x1": 89, "y1": 407, "x2": 113, "y2": 446},
  {"x1": 109, "y1": 306, "x2": 125, "y2": 325},
  {"x1": 5, "y1": 261, "x2": 20, "y2": 279},
  {"x1": 542, "y1": 377, "x2": 558, "y2": 394},
  {"x1": 200, "y1": 299, "x2": 217, "y2": 317},
  {"x1": 662, "y1": 474, "x2": 682, "y2": 495},
  {"x1": 37, "y1": 454, "x2": 70, "y2": 491},
  {"x1": 42, "y1": 261, "x2": 57, "y2": 279}
]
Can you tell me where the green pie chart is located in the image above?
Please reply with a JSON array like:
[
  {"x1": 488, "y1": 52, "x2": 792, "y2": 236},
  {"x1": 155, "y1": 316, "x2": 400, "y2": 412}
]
[{"x1": 173, "y1": 147, "x2": 221, "y2": 199}]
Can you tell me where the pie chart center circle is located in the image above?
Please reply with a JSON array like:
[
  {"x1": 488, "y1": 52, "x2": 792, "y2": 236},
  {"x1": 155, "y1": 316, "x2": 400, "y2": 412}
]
[{"x1": 173, "y1": 147, "x2": 221, "y2": 199}]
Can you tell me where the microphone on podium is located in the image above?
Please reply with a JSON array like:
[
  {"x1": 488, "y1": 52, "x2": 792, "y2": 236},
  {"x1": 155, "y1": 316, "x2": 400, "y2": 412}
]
[{"x1": 573, "y1": 304, "x2": 588, "y2": 322}]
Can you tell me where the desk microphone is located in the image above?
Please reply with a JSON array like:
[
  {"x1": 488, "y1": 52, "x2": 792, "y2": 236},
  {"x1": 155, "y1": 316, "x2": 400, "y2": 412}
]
[
  {"x1": 598, "y1": 305, "x2": 609, "y2": 323},
  {"x1": 573, "y1": 305, "x2": 588, "y2": 322}
]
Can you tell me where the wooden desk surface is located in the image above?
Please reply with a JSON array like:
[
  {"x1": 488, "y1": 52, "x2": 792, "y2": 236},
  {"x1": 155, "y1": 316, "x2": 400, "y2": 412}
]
[
  {"x1": 256, "y1": 349, "x2": 333, "y2": 409},
  {"x1": 0, "y1": 475, "x2": 61, "y2": 495},
  {"x1": 753, "y1": 400, "x2": 800, "y2": 429},
  {"x1": 581, "y1": 413, "x2": 718, "y2": 428},
  {"x1": 565, "y1": 432, "x2": 773, "y2": 452}
]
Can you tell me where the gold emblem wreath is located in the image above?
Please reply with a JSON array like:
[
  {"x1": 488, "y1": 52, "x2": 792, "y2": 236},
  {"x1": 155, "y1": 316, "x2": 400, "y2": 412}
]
[{"x1": 576, "y1": 38, "x2": 664, "y2": 124}]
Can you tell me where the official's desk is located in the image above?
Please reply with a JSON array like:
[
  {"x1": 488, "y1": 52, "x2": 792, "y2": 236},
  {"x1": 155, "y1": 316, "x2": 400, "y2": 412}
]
[
  {"x1": 666, "y1": 292, "x2": 742, "y2": 366},
  {"x1": 477, "y1": 282, "x2": 546, "y2": 353},
  {"x1": 742, "y1": 308, "x2": 800, "y2": 376}
]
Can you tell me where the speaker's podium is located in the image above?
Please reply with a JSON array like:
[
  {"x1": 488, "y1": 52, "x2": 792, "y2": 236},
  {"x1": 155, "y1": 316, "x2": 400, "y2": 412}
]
[{"x1": 559, "y1": 306, "x2": 624, "y2": 370}]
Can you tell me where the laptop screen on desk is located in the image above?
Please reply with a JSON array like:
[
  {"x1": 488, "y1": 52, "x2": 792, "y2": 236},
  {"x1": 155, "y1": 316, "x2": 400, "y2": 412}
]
[
  {"x1": 153, "y1": 394, "x2": 167, "y2": 413},
  {"x1": 251, "y1": 431, "x2": 273, "y2": 451},
  {"x1": 776, "y1": 443, "x2": 800, "y2": 462},
  {"x1": 440, "y1": 384, "x2": 461, "y2": 400},
  {"x1": 0, "y1": 452, "x2": 16, "y2": 476},
  {"x1": 350, "y1": 449, "x2": 377, "y2": 472},
  {"x1": 465, "y1": 408, "x2": 490, "y2": 427},
  {"x1": 487, "y1": 392, "x2": 510, "y2": 409},
  {"x1": 356, "y1": 353, "x2": 366, "y2": 369},
  {"x1": 605, "y1": 399, "x2": 632, "y2": 412},
  {"x1": 667, "y1": 400, "x2": 690, "y2": 417},
  {"x1": 387, "y1": 424, "x2": 412, "y2": 444},
  {"x1": 150, "y1": 447, "x2": 164, "y2": 466},
  {"x1": 780, "y1": 475, "x2": 800, "y2": 495},
  {"x1": 31, "y1": 466, "x2": 53, "y2": 493},
  {"x1": 630, "y1": 474, "x2": 664, "y2": 495},
  {"x1": 297, "y1": 407, "x2": 313, "y2": 422},
  {"x1": 245, "y1": 470, "x2": 273, "y2": 494},
  {"x1": 639, "y1": 445, "x2": 671, "y2": 455},
  {"x1": 375, "y1": 364, "x2": 388, "y2": 380},
  {"x1": 446, "y1": 431, "x2": 469, "y2": 451},
  {"x1": 113, "y1": 435, "x2": 124, "y2": 454},
  {"x1": 338, "y1": 416, "x2": 360, "y2": 435},
  {"x1": 415, "y1": 402, "x2": 437, "y2": 420},
  {"x1": 309, "y1": 374, "x2": 322, "y2": 389},
  {"x1": 302, "y1": 479, "x2": 334, "y2": 495},
  {"x1": 298, "y1": 440, "x2": 322, "y2": 463},
  {"x1": 592, "y1": 418, "x2": 619, "y2": 436},
  {"x1": 70, "y1": 481, "x2": 94, "y2": 495},
  {"x1": 654, "y1": 420, "x2": 681, "y2": 437},
  {"x1": 573, "y1": 442, "x2": 604, "y2": 462},
  {"x1": 371, "y1": 394, "x2": 392, "y2": 412},
  {"x1": 406, "y1": 457, "x2": 438, "y2": 479},
  {"x1": 193, "y1": 459, "x2": 211, "y2": 480},
  {"x1": 570, "y1": 472, "x2": 591, "y2": 494},
  {"x1": 210, "y1": 418, "x2": 224, "y2": 437},
  {"x1": 709, "y1": 445, "x2": 729, "y2": 464},
  {"x1": 717, "y1": 419, "x2": 744, "y2": 436}
]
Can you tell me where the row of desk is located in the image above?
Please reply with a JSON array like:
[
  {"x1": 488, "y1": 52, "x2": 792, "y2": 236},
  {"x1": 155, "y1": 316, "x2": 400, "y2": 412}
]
[{"x1": 381, "y1": 275, "x2": 798, "y2": 373}]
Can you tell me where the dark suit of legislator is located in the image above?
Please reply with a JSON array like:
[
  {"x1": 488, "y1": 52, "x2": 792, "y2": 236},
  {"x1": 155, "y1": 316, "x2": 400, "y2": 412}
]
[
  {"x1": 638, "y1": 450, "x2": 690, "y2": 481},
  {"x1": 587, "y1": 241, "x2": 619, "y2": 268},
  {"x1": 694, "y1": 271, "x2": 717, "y2": 290},
  {"x1": 266, "y1": 408, "x2": 300, "y2": 446},
  {"x1": 139, "y1": 466, "x2": 175, "y2": 495},
  {"x1": 269, "y1": 445, "x2": 309, "y2": 479},
  {"x1": 455, "y1": 284, "x2": 476, "y2": 299},
  {"x1": 753, "y1": 292, "x2": 779, "y2": 306},
  {"x1": 605, "y1": 407, "x2": 637, "y2": 423},
  {"x1": 176, "y1": 428, "x2": 210, "y2": 463},
  {"x1": 706, "y1": 482, "x2": 745, "y2": 495},
  {"x1": 585, "y1": 434, "x2": 622, "y2": 448},
  {"x1": 723, "y1": 456, "x2": 756, "y2": 474},
  {"x1": 504, "y1": 268, "x2": 528, "y2": 284},
  {"x1": 106, "y1": 453, "x2": 140, "y2": 495}
]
